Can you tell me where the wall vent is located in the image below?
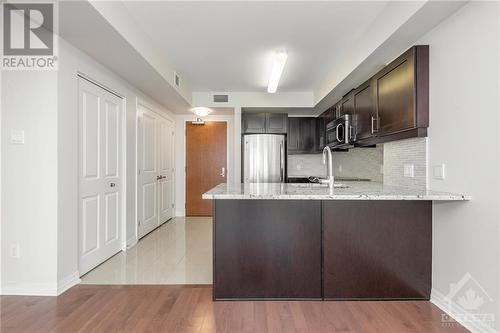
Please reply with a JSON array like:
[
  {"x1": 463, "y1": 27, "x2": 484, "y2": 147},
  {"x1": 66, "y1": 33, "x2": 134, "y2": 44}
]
[{"x1": 213, "y1": 94, "x2": 229, "y2": 103}]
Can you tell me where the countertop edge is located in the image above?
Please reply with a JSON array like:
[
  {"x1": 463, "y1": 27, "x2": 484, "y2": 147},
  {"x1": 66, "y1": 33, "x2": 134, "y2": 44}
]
[{"x1": 202, "y1": 194, "x2": 471, "y2": 201}]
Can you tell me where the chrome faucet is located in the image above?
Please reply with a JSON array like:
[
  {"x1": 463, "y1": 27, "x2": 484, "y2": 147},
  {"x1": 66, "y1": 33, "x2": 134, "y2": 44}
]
[{"x1": 319, "y1": 146, "x2": 334, "y2": 188}]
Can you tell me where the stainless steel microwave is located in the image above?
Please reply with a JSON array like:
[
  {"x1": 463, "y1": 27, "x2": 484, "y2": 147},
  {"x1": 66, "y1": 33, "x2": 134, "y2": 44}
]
[{"x1": 326, "y1": 114, "x2": 357, "y2": 149}]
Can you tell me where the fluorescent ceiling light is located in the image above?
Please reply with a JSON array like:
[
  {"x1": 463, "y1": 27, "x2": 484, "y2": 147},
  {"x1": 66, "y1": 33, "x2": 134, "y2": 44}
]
[
  {"x1": 190, "y1": 107, "x2": 212, "y2": 117},
  {"x1": 267, "y1": 50, "x2": 288, "y2": 93}
]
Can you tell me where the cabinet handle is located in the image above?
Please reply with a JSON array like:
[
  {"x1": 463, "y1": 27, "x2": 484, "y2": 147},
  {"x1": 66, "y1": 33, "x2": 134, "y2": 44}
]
[{"x1": 371, "y1": 116, "x2": 379, "y2": 134}]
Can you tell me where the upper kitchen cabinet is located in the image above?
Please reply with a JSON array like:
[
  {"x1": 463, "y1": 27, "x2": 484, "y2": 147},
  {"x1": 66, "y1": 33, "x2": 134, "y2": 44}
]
[
  {"x1": 368, "y1": 45, "x2": 429, "y2": 143},
  {"x1": 242, "y1": 112, "x2": 267, "y2": 133},
  {"x1": 288, "y1": 117, "x2": 316, "y2": 154},
  {"x1": 353, "y1": 79, "x2": 374, "y2": 140},
  {"x1": 266, "y1": 113, "x2": 288, "y2": 134},
  {"x1": 242, "y1": 112, "x2": 288, "y2": 134},
  {"x1": 340, "y1": 90, "x2": 354, "y2": 117}
]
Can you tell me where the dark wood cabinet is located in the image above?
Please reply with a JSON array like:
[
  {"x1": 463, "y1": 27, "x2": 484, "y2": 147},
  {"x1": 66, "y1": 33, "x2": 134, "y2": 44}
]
[
  {"x1": 315, "y1": 116, "x2": 326, "y2": 151},
  {"x1": 287, "y1": 117, "x2": 316, "y2": 154},
  {"x1": 374, "y1": 50, "x2": 415, "y2": 134},
  {"x1": 214, "y1": 199, "x2": 322, "y2": 300},
  {"x1": 340, "y1": 91, "x2": 354, "y2": 117},
  {"x1": 353, "y1": 79, "x2": 374, "y2": 140},
  {"x1": 356, "y1": 45, "x2": 429, "y2": 145},
  {"x1": 266, "y1": 113, "x2": 288, "y2": 134},
  {"x1": 242, "y1": 112, "x2": 288, "y2": 134},
  {"x1": 212, "y1": 199, "x2": 433, "y2": 301},
  {"x1": 323, "y1": 201, "x2": 432, "y2": 300},
  {"x1": 242, "y1": 112, "x2": 267, "y2": 134}
]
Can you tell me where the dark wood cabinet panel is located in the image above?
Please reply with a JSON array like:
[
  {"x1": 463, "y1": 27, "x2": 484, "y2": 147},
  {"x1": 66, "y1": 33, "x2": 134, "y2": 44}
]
[
  {"x1": 323, "y1": 200, "x2": 432, "y2": 300},
  {"x1": 353, "y1": 80, "x2": 374, "y2": 140},
  {"x1": 287, "y1": 117, "x2": 316, "y2": 154},
  {"x1": 315, "y1": 116, "x2": 326, "y2": 151},
  {"x1": 214, "y1": 200, "x2": 322, "y2": 300},
  {"x1": 242, "y1": 112, "x2": 266, "y2": 134},
  {"x1": 374, "y1": 51, "x2": 415, "y2": 134},
  {"x1": 287, "y1": 117, "x2": 301, "y2": 150},
  {"x1": 340, "y1": 91, "x2": 354, "y2": 117},
  {"x1": 266, "y1": 113, "x2": 288, "y2": 134},
  {"x1": 242, "y1": 112, "x2": 288, "y2": 134}
]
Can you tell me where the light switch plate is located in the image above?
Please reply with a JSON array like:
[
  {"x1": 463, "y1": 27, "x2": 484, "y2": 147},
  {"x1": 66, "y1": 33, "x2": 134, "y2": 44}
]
[
  {"x1": 10, "y1": 130, "x2": 25, "y2": 144},
  {"x1": 433, "y1": 164, "x2": 446, "y2": 180},
  {"x1": 403, "y1": 164, "x2": 414, "y2": 178}
]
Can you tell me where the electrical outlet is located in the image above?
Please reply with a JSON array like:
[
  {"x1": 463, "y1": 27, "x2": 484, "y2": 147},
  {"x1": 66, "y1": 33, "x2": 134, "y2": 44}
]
[
  {"x1": 403, "y1": 164, "x2": 414, "y2": 178},
  {"x1": 10, "y1": 244, "x2": 20, "y2": 258},
  {"x1": 10, "y1": 130, "x2": 25, "y2": 144},
  {"x1": 433, "y1": 164, "x2": 446, "y2": 180}
]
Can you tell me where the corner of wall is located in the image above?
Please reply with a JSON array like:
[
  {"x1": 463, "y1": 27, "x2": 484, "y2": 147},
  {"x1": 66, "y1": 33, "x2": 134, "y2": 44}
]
[
  {"x1": 57, "y1": 271, "x2": 80, "y2": 296},
  {"x1": 431, "y1": 288, "x2": 498, "y2": 333}
]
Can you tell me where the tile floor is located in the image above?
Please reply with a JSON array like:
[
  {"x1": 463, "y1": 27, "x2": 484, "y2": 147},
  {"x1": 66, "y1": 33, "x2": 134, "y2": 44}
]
[{"x1": 81, "y1": 217, "x2": 212, "y2": 284}]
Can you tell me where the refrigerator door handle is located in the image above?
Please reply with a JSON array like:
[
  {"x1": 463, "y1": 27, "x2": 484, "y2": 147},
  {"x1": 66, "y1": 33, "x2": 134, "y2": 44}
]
[{"x1": 279, "y1": 141, "x2": 284, "y2": 182}]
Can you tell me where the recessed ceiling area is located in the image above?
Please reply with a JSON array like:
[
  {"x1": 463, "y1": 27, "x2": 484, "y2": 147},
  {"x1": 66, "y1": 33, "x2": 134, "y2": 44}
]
[{"x1": 122, "y1": 1, "x2": 390, "y2": 93}]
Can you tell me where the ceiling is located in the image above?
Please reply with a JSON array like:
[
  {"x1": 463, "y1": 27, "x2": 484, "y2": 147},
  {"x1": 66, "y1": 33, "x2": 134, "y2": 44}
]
[{"x1": 122, "y1": 1, "x2": 389, "y2": 93}]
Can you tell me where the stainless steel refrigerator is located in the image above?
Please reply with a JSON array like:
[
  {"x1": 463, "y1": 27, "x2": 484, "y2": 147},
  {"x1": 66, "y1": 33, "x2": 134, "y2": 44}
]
[{"x1": 243, "y1": 134, "x2": 286, "y2": 183}]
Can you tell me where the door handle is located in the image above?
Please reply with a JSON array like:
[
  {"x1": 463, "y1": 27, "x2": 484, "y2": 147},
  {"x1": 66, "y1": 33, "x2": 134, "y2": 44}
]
[
  {"x1": 220, "y1": 167, "x2": 225, "y2": 177},
  {"x1": 110, "y1": 182, "x2": 116, "y2": 187}
]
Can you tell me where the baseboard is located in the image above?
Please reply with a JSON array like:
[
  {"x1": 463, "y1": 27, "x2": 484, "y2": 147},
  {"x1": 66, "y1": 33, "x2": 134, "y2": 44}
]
[
  {"x1": 2, "y1": 282, "x2": 58, "y2": 296},
  {"x1": 57, "y1": 271, "x2": 81, "y2": 295},
  {"x1": 126, "y1": 236, "x2": 138, "y2": 249},
  {"x1": 431, "y1": 288, "x2": 498, "y2": 333},
  {"x1": 175, "y1": 210, "x2": 185, "y2": 217}
]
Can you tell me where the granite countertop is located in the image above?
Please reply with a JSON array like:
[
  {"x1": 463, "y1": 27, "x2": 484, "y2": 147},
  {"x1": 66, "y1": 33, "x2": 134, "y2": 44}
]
[{"x1": 202, "y1": 182, "x2": 470, "y2": 201}]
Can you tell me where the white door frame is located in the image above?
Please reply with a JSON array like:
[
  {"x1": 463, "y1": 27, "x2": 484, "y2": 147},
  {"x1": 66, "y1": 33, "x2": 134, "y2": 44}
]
[
  {"x1": 77, "y1": 73, "x2": 128, "y2": 278},
  {"x1": 135, "y1": 99, "x2": 175, "y2": 244}
]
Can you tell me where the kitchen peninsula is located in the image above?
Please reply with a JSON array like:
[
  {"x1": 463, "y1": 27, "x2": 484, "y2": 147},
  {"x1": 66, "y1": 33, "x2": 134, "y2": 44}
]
[{"x1": 203, "y1": 182, "x2": 469, "y2": 301}]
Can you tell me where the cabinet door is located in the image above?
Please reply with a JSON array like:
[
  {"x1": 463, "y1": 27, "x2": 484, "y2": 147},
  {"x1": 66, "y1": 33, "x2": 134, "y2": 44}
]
[
  {"x1": 214, "y1": 200, "x2": 322, "y2": 299},
  {"x1": 353, "y1": 80, "x2": 374, "y2": 140},
  {"x1": 300, "y1": 118, "x2": 316, "y2": 151},
  {"x1": 340, "y1": 92, "x2": 354, "y2": 116},
  {"x1": 323, "y1": 201, "x2": 431, "y2": 300},
  {"x1": 287, "y1": 117, "x2": 300, "y2": 151},
  {"x1": 316, "y1": 115, "x2": 326, "y2": 151},
  {"x1": 242, "y1": 112, "x2": 266, "y2": 134},
  {"x1": 266, "y1": 113, "x2": 288, "y2": 134},
  {"x1": 374, "y1": 48, "x2": 415, "y2": 134}
]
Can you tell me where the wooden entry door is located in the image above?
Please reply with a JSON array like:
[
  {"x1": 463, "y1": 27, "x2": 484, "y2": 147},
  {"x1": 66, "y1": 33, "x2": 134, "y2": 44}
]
[{"x1": 186, "y1": 121, "x2": 227, "y2": 216}]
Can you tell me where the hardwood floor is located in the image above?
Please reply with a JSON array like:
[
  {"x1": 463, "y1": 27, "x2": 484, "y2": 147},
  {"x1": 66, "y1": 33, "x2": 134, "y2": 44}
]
[{"x1": 1, "y1": 285, "x2": 468, "y2": 333}]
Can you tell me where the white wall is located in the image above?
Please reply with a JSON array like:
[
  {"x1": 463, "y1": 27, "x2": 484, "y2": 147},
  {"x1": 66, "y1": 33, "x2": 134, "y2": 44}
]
[
  {"x1": 174, "y1": 113, "x2": 236, "y2": 217},
  {"x1": 1, "y1": 71, "x2": 59, "y2": 295},
  {"x1": 417, "y1": 2, "x2": 500, "y2": 332}
]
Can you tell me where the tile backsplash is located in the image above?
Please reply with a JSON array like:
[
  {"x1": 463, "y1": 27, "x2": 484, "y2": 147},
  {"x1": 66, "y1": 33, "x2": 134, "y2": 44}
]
[
  {"x1": 288, "y1": 137, "x2": 428, "y2": 188},
  {"x1": 288, "y1": 145, "x2": 383, "y2": 181},
  {"x1": 383, "y1": 137, "x2": 427, "y2": 189}
]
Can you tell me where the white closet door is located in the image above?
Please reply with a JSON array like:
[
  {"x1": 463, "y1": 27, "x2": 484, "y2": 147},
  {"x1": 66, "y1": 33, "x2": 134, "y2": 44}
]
[
  {"x1": 158, "y1": 118, "x2": 174, "y2": 223},
  {"x1": 138, "y1": 106, "x2": 160, "y2": 239},
  {"x1": 78, "y1": 77, "x2": 122, "y2": 276}
]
